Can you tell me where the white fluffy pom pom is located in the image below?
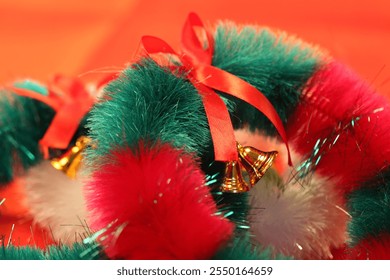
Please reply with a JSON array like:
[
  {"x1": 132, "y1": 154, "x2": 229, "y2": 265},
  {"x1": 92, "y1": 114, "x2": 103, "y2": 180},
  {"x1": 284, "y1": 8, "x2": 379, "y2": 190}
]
[
  {"x1": 249, "y1": 167, "x2": 350, "y2": 259},
  {"x1": 23, "y1": 161, "x2": 88, "y2": 244}
]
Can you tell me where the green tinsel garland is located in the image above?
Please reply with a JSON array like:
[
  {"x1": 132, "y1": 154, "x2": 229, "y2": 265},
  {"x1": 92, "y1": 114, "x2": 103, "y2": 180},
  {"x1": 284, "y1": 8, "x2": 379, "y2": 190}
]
[
  {"x1": 206, "y1": 171, "x2": 249, "y2": 231},
  {"x1": 1, "y1": 245, "x2": 46, "y2": 260},
  {"x1": 213, "y1": 232, "x2": 292, "y2": 260},
  {"x1": 213, "y1": 24, "x2": 321, "y2": 134},
  {"x1": 86, "y1": 59, "x2": 211, "y2": 165},
  {"x1": 347, "y1": 169, "x2": 390, "y2": 244},
  {"x1": 0, "y1": 242, "x2": 105, "y2": 260},
  {"x1": 85, "y1": 23, "x2": 322, "y2": 260},
  {"x1": 0, "y1": 82, "x2": 55, "y2": 185}
]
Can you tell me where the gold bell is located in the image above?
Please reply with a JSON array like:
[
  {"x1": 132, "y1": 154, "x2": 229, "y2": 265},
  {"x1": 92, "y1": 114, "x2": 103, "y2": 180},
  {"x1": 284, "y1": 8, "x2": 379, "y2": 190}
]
[
  {"x1": 220, "y1": 160, "x2": 250, "y2": 193},
  {"x1": 51, "y1": 136, "x2": 91, "y2": 179},
  {"x1": 237, "y1": 142, "x2": 278, "y2": 186}
]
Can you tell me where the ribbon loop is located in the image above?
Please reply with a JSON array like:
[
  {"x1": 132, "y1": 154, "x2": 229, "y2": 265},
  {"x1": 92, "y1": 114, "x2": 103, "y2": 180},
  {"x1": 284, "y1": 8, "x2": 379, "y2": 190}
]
[
  {"x1": 7, "y1": 75, "x2": 100, "y2": 158},
  {"x1": 141, "y1": 36, "x2": 178, "y2": 55},
  {"x1": 141, "y1": 12, "x2": 292, "y2": 166},
  {"x1": 181, "y1": 12, "x2": 214, "y2": 65}
]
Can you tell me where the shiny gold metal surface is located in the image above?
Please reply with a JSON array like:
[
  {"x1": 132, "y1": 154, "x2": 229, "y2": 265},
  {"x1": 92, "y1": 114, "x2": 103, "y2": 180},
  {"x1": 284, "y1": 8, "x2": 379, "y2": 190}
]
[
  {"x1": 50, "y1": 136, "x2": 91, "y2": 179},
  {"x1": 220, "y1": 160, "x2": 250, "y2": 193},
  {"x1": 237, "y1": 142, "x2": 278, "y2": 186}
]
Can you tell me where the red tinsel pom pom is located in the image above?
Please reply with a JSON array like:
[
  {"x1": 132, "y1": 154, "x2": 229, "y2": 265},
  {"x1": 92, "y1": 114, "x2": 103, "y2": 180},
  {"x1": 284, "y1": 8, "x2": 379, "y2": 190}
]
[
  {"x1": 288, "y1": 61, "x2": 390, "y2": 194},
  {"x1": 85, "y1": 143, "x2": 233, "y2": 259}
]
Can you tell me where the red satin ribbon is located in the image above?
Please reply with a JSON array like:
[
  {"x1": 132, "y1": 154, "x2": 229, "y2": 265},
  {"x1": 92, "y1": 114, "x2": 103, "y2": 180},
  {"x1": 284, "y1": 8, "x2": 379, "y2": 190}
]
[
  {"x1": 141, "y1": 13, "x2": 292, "y2": 165},
  {"x1": 7, "y1": 75, "x2": 105, "y2": 158}
]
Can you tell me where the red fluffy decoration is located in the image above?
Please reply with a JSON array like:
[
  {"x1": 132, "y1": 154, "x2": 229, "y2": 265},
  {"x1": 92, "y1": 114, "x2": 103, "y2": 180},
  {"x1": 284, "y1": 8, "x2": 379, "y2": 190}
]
[
  {"x1": 288, "y1": 61, "x2": 390, "y2": 194},
  {"x1": 85, "y1": 143, "x2": 233, "y2": 259},
  {"x1": 332, "y1": 234, "x2": 390, "y2": 260}
]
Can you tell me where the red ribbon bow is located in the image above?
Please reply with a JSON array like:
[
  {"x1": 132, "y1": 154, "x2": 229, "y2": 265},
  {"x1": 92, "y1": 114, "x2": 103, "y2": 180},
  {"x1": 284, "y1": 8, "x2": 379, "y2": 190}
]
[
  {"x1": 141, "y1": 12, "x2": 292, "y2": 165},
  {"x1": 7, "y1": 75, "x2": 103, "y2": 158}
]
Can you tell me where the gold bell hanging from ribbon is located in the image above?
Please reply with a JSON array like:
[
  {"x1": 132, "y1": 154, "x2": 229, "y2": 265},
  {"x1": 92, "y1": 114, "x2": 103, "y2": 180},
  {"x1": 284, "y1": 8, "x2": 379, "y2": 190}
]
[
  {"x1": 220, "y1": 160, "x2": 250, "y2": 193},
  {"x1": 51, "y1": 136, "x2": 91, "y2": 179},
  {"x1": 221, "y1": 142, "x2": 278, "y2": 193},
  {"x1": 237, "y1": 142, "x2": 278, "y2": 186}
]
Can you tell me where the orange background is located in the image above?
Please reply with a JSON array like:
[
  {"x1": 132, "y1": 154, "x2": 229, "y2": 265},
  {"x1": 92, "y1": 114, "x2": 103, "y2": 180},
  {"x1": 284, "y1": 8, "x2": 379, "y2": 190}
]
[{"x1": 0, "y1": 0, "x2": 389, "y2": 95}]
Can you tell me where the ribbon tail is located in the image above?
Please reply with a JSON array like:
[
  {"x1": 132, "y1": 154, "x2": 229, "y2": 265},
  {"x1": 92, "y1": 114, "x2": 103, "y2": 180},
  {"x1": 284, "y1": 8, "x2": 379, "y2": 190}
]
[
  {"x1": 196, "y1": 84, "x2": 238, "y2": 162},
  {"x1": 195, "y1": 65, "x2": 293, "y2": 166}
]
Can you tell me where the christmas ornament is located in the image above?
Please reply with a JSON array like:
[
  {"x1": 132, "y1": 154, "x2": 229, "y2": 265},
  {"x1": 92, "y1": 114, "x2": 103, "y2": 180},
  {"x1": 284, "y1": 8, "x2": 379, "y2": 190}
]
[
  {"x1": 83, "y1": 12, "x2": 390, "y2": 260},
  {"x1": 237, "y1": 142, "x2": 278, "y2": 186},
  {"x1": 51, "y1": 136, "x2": 92, "y2": 179},
  {"x1": 84, "y1": 13, "x2": 297, "y2": 259},
  {"x1": 220, "y1": 160, "x2": 250, "y2": 193},
  {"x1": 2, "y1": 11, "x2": 390, "y2": 261},
  {"x1": 0, "y1": 74, "x2": 112, "y2": 249}
]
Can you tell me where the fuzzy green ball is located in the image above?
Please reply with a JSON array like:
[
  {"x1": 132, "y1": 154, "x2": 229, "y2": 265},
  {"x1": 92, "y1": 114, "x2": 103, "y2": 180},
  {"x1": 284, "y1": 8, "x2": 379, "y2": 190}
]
[
  {"x1": 86, "y1": 59, "x2": 211, "y2": 165},
  {"x1": 0, "y1": 84, "x2": 54, "y2": 184},
  {"x1": 213, "y1": 24, "x2": 321, "y2": 135},
  {"x1": 347, "y1": 170, "x2": 390, "y2": 244}
]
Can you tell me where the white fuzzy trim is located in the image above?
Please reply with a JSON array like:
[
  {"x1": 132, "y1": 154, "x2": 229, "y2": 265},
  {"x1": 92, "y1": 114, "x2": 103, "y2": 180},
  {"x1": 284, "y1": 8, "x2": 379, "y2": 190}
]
[
  {"x1": 249, "y1": 166, "x2": 349, "y2": 259},
  {"x1": 24, "y1": 161, "x2": 89, "y2": 244}
]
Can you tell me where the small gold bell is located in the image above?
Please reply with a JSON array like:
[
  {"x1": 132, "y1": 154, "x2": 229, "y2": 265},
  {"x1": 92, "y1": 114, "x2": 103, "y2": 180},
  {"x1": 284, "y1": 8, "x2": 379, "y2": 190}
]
[
  {"x1": 51, "y1": 136, "x2": 91, "y2": 179},
  {"x1": 220, "y1": 160, "x2": 250, "y2": 193},
  {"x1": 237, "y1": 142, "x2": 278, "y2": 186}
]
